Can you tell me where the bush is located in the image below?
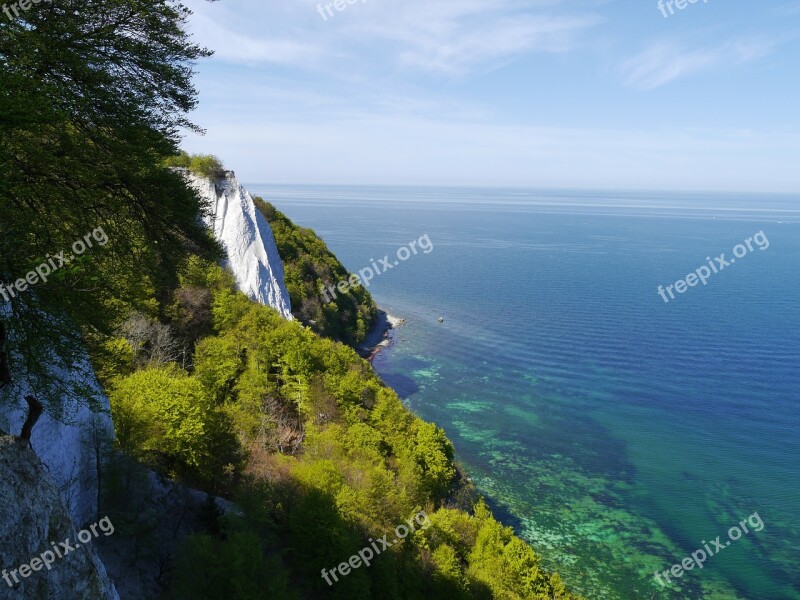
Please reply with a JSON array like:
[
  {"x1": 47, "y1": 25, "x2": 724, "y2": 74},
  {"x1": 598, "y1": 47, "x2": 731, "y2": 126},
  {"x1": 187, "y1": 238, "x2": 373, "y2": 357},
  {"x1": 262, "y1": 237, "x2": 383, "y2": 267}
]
[
  {"x1": 165, "y1": 151, "x2": 227, "y2": 178},
  {"x1": 190, "y1": 154, "x2": 226, "y2": 178},
  {"x1": 253, "y1": 198, "x2": 379, "y2": 346}
]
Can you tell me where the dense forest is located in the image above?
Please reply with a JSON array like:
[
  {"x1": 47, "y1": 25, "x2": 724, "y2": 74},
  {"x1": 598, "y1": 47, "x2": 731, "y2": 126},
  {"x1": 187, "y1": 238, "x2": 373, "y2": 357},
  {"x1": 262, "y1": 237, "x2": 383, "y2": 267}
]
[
  {"x1": 0, "y1": 1, "x2": 582, "y2": 598},
  {"x1": 254, "y1": 198, "x2": 379, "y2": 347},
  {"x1": 102, "y1": 258, "x2": 582, "y2": 599}
]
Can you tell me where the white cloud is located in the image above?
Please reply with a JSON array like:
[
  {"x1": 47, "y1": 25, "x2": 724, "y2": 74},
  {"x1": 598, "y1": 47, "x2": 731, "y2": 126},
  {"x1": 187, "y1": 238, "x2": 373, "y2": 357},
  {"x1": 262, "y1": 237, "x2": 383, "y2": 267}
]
[
  {"x1": 344, "y1": 0, "x2": 600, "y2": 74},
  {"x1": 621, "y1": 38, "x2": 778, "y2": 90},
  {"x1": 186, "y1": 8, "x2": 328, "y2": 66},
  {"x1": 184, "y1": 0, "x2": 601, "y2": 75},
  {"x1": 177, "y1": 0, "x2": 800, "y2": 191}
]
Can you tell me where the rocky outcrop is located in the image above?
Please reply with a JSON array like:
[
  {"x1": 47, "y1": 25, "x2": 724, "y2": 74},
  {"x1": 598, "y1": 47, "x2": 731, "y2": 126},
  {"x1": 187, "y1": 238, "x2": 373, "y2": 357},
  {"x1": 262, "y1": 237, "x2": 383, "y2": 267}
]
[
  {"x1": 187, "y1": 171, "x2": 293, "y2": 319},
  {"x1": 0, "y1": 352, "x2": 114, "y2": 528},
  {"x1": 0, "y1": 435, "x2": 118, "y2": 600}
]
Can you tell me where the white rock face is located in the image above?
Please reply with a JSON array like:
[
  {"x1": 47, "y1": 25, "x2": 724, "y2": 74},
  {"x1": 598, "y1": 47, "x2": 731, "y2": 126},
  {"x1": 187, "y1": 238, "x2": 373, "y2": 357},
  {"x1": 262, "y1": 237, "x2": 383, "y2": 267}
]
[
  {"x1": 0, "y1": 352, "x2": 114, "y2": 528},
  {"x1": 0, "y1": 436, "x2": 119, "y2": 600},
  {"x1": 187, "y1": 172, "x2": 293, "y2": 319}
]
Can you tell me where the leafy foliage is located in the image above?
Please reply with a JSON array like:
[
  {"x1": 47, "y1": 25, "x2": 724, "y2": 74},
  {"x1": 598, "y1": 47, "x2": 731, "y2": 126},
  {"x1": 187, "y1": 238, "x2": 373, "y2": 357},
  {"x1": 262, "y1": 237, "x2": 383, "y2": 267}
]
[
  {"x1": 170, "y1": 531, "x2": 296, "y2": 600},
  {"x1": 106, "y1": 260, "x2": 582, "y2": 599},
  {"x1": 0, "y1": 0, "x2": 221, "y2": 412},
  {"x1": 165, "y1": 151, "x2": 227, "y2": 178},
  {"x1": 254, "y1": 198, "x2": 379, "y2": 346},
  {"x1": 109, "y1": 364, "x2": 240, "y2": 490}
]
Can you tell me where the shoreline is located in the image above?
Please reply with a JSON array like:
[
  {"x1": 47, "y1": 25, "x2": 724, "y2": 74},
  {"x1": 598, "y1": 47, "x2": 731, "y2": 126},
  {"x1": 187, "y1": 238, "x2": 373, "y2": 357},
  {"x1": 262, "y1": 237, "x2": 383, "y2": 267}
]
[{"x1": 357, "y1": 309, "x2": 404, "y2": 361}]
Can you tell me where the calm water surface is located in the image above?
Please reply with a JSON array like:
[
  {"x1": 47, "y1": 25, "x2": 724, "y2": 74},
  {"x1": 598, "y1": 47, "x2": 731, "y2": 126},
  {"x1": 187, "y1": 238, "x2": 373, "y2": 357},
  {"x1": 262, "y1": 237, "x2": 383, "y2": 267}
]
[{"x1": 249, "y1": 185, "x2": 800, "y2": 600}]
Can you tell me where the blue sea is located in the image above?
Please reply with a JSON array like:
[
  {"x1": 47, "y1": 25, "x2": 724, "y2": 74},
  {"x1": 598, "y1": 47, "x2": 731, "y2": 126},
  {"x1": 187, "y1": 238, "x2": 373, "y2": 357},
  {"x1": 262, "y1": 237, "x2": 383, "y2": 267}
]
[{"x1": 249, "y1": 185, "x2": 800, "y2": 600}]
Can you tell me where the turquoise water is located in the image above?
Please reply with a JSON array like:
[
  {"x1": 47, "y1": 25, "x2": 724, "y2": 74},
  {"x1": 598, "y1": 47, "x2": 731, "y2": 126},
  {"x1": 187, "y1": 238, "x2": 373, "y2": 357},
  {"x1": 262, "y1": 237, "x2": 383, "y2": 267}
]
[{"x1": 249, "y1": 185, "x2": 800, "y2": 599}]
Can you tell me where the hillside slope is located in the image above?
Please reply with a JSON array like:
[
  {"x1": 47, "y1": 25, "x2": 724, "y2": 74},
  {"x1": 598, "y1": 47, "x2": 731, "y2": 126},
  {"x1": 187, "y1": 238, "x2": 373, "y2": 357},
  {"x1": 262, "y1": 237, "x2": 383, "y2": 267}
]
[
  {"x1": 101, "y1": 258, "x2": 584, "y2": 600},
  {"x1": 254, "y1": 198, "x2": 379, "y2": 346},
  {"x1": 186, "y1": 172, "x2": 293, "y2": 320}
]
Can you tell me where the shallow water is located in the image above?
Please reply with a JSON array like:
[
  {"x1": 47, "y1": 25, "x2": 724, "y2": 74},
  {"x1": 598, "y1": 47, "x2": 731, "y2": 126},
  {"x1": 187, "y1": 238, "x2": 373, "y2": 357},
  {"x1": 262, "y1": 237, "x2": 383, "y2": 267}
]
[{"x1": 249, "y1": 184, "x2": 800, "y2": 599}]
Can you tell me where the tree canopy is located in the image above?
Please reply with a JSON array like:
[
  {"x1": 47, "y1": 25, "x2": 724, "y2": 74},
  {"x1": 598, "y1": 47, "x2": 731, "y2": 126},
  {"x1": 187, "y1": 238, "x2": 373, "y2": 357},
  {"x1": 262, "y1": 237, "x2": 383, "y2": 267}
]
[
  {"x1": 254, "y1": 198, "x2": 379, "y2": 346},
  {"x1": 0, "y1": 0, "x2": 220, "y2": 412}
]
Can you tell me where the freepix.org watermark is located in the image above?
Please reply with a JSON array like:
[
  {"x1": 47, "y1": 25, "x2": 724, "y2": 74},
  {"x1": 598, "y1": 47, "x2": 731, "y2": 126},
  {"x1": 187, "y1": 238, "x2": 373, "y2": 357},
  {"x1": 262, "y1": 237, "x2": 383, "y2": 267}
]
[
  {"x1": 657, "y1": 230, "x2": 768, "y2": 304},
  {"x1": 320, "y1": 234, "x2": 433, "y2": 303},
  {"x1": 0, "y1": 227, "x2": 109, "y2": 303},
  {"x1": 654, "y1": 512, "x2": 764, "y2": 588},
  {"x1": 2, "y1": 0, "x2": 46, "y2": 22},
  {"x1": 316, "y1": 0, "x2": 367, "y2": 22},
  {"x1": 321, "y1": 510, "x2": 431, "y2": 586},
  {"x1": 2, "y1": 516, "x2": 115, "y2": 588},
  {"x1": 657, "y1": 0, "x2": 708, "y2": 19}
]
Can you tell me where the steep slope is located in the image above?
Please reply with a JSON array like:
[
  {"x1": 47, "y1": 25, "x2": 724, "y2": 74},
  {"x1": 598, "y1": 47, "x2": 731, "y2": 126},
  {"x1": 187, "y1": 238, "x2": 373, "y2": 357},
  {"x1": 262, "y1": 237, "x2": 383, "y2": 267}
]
[
  {"x1": 254, "y1": 198, "x2": 379, "y2": 346},
  {"x1": 0, "y1": 344, "x2": 114, "y2": 527},
  {"x1": 185, "y1": 171, "x2": 293, "y2": 319},
  {"x1": 0, "y1": 435, "x2": 118, "y2": 600}
]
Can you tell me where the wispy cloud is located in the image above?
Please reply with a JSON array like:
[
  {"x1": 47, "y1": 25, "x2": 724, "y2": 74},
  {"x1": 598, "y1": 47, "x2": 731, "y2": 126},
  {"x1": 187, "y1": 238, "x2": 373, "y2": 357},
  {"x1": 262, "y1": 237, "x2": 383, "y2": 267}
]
[
  {"x1": 185, "y1": 0, "x2": 600, "y2": 76},
  {"x1": 179, "y1": 0, "x2": 800, "y2": 191},
  {"x1": 344, "y1": 0, "x2": 600, "y2": 75},
  {"x1": 621, "y1": 38, "x2": 779, "y2": 90},
  {"x1": 187, "y1": 8, "x2": 327, "y2": 66}
]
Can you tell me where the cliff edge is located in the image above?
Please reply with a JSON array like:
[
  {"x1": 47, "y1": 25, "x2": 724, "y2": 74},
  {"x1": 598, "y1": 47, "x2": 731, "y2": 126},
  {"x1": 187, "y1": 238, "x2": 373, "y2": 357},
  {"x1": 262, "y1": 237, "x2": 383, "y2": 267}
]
[
  {"x1": 187, "y1": 171, "x2": 293, "y2": 319},
  {"x1": 0, "y1": 435, "x2": 118, "y2": 600}
]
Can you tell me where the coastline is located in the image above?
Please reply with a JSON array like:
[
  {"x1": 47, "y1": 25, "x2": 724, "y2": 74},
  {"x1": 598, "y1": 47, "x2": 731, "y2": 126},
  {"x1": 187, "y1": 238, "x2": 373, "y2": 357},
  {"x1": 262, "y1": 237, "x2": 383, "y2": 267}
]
[
  {"x1": 356, "y1": 305, "x2": 586, "y2": 596},
  {"x1": 357, "y1": 309, "x2": 405, "y2": 361}
]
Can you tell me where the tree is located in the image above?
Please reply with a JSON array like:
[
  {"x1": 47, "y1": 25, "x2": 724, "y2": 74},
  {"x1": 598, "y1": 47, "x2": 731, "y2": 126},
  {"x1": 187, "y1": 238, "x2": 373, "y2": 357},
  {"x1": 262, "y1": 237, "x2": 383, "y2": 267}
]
[
  {"x1": 108, "y1": 365, "x2": 240, "y2": 489},
  {"x1": 165, "y1": 152, "x2": 227, "y2": 178},
  {"x1": 253, "y1": 198, "x2": 379, "y2": 346},
  {"x1": 0, "y1": 0, "x2": 221, "y2": 426}
]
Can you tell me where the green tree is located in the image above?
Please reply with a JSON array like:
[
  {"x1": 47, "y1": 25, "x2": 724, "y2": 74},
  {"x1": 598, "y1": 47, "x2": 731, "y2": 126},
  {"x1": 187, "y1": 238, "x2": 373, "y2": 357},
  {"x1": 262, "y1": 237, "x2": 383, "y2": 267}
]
[
  {"x1": 253, "y1": 198, "x2": 378, "y2": 346},
  {"x1": 189, "y1": 154, "x2": 227, "y2": 178},
  {"x1": 171, "y1": 532, "x2": 295, "y2": 600},
  {"x1": 109, "y1": 365, "x2": 240, "y2": 488},
  {"x1": 0, "y1": 0, "x2": 219, "y2": 422},
  {"x1": 165, "y1": 152, "x2": 227, "y2": 178}
]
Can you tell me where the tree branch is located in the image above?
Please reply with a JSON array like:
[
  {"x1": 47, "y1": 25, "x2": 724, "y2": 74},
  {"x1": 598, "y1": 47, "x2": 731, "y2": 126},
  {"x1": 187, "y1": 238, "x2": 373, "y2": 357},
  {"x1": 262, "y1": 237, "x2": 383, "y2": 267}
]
[
  {"x1": 0, "y1": 322, "x2": 11, "y2": 387},
  {"x1": 20, "y1": 396, "x2": 43, "y2": 442}
]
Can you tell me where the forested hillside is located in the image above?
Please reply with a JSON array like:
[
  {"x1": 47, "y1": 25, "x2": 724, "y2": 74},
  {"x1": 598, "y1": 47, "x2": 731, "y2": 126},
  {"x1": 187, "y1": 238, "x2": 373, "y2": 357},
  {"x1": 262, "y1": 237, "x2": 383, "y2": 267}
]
[
  {"x1": 102, "y1": 258, "x2": 582, "y2": 600},
  {"x1": 254, "y1": 198, "x2": 379, "y2": 346},
  {"x1": 1, "y1": 2, "x2": 583, "y2": 599}
]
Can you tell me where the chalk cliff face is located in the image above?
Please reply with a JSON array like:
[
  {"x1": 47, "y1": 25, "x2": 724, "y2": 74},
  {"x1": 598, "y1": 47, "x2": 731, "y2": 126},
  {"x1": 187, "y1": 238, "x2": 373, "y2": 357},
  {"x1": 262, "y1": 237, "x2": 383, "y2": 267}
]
[
  {"x1": 0, "y1": 351, "x2": 113, "y2": 528},
  {"x1": 187, "y1": 172, "x2": 293, "y2": 319},
  {"x1": 0, "y1": 166, "x2": 292, "y2": 599},
  {"x1": 0, "y1": 436, "x2": 119, "y2": 600}
]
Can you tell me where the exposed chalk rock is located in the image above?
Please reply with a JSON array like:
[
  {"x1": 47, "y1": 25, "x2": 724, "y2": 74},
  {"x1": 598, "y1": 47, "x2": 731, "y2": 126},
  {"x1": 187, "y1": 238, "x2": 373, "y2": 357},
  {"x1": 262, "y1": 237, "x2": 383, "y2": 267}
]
[
  {"x1": 0, "y1": 350, "x2": 113, "y2": 528},
  {"x1": 186, "y1": 171, "x2": 293, "y2": 319},
  {"x1": 0, "y1": 435, "x2": 119, "y2": 600}
]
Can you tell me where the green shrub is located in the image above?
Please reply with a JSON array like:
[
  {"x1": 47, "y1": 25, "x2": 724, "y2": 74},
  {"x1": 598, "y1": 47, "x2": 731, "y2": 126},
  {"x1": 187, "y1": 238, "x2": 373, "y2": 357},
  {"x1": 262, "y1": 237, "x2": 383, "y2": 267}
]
[
  {"x1": 165, "y1": 151, "x2": 226, "y2": 178},
  {"x1": 254, "y1": 198, "x2": 379, "y2": 346},
  {"x1": 106, "y1": 259, "x2": 583, "y2": 600}
]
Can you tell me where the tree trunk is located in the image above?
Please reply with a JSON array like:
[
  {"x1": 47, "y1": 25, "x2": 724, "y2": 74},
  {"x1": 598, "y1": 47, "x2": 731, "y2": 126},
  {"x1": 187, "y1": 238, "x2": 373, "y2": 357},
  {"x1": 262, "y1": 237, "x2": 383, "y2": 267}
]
[
  {"x1": 0, "y1": 321, "x2": 11, "y2": 387},
  {"x1": 20, "y1": 395, "x2": 43, "y2": 442}
]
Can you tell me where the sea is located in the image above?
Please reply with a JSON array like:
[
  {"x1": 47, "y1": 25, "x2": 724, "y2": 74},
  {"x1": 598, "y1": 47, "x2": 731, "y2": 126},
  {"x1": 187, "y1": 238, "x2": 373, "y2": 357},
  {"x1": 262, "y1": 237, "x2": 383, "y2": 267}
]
[{"x1": 248, "y1": 184, "x2": 800, "y2": 600}]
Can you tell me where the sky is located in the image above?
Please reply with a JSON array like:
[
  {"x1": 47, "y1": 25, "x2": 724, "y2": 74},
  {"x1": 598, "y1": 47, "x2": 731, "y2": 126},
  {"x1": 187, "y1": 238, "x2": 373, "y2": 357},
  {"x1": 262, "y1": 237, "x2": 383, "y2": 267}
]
[{"x1": 180, "y1": 0, "x2": 800, "y2": 192}]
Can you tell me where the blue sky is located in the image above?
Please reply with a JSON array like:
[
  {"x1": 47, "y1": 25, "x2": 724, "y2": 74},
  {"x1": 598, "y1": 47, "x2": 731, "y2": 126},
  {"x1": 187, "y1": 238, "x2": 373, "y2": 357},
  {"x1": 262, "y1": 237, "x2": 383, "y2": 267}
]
[{"x1": 180, "y1": 0, "x2": 800, "y2": 192}]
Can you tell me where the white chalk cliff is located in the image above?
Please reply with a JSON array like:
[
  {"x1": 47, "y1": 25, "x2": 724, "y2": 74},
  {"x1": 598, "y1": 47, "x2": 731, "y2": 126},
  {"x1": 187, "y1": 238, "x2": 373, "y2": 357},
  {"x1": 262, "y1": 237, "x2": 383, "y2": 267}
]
[
  {"x1": 0, "y1": 347, "x2": 114, "y2": 528},
  {"x1": 187, "y1": 171, "x2": 293, "y2": 320},
  {"x1": 0, "y1": 436, "x2": 119, "y2": 600}
]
